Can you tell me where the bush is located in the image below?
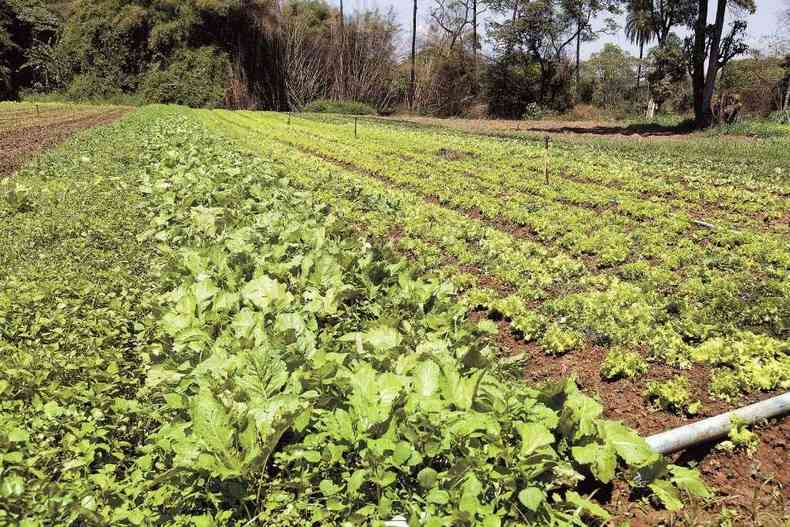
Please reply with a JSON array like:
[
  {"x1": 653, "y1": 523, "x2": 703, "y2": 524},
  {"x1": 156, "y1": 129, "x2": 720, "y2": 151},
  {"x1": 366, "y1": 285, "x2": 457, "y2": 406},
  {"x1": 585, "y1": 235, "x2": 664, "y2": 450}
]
[
  {"x1": 139, "y1": 47, "x2": 229, "y2": 108},
  {"x1": 303, "y1": 99, "x2": 377, "y2": 115},
  {"x1": 65, "y1": 73, "x2": 125, "y2": 103}
]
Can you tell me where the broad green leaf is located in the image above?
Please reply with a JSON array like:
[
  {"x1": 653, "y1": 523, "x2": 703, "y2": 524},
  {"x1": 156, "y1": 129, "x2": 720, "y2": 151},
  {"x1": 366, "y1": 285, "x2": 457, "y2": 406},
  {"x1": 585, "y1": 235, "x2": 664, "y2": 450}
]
[
  {"x1": 427, "y1": 488, "x2": 450, "y2": 504},
  {"x1": 459, "y1": 474, "x2": 482, "y2": 513},
  {"x1": 319, "y1": 479, "x2": 341, "y2": 496},
  {"x1": 191, "y1": 387, "x2": 234, "y2": 456},
  {"x1": 649, "y1": 479, "x2": 684, "y2": 511},
  {"x1": 566, "y1": 491, "x2": 611, "y2": 520},
  {"x1": 231, "y1": 308, "x2": 259, "y2": 340},
  {"x1": 241, "y1": 275, "x2": 291, "y2": 311},
  {"x1": 392, "y1": 442, "x2": 412, "y2": 466},
  {"x1": 348, "y1": 469, "x2": 367, "y2": 495},
  {"x1": 477, "y1": 319, "x2": 498, "y2": 334},
  {"x1": 417, "y1": 467, "x2": 438, "y2": 489},
  {"x1": 193, "y1": 279, "x2": 218, "y2": 309},
  {"x1": 601, "y1": 421, "x2": 659, "y2": 467},
  {"x1": 145, "y1": 365, "x2": 184, "y2": 388},
  {"x1": 8, "y1": 428, "x2": 29, "y2": 443},
  {"x1": 517, "y1": 422, "x2": 555, "y2": 457},
  {"x1": 365, "y1": 326, "x2": 401, "y2": 351},
  {"x1": 518, "y1": 487, "x2": 544, "y2": 511},
  {"x1": 669, "y1": 465, "x2": 711, "y2": 498},
  {"x1": 414, "y1": 360, "x2": 441, "y2": 397},
  {"x1": 571, "y1": 442, "x2": 617, "y2": 483}
]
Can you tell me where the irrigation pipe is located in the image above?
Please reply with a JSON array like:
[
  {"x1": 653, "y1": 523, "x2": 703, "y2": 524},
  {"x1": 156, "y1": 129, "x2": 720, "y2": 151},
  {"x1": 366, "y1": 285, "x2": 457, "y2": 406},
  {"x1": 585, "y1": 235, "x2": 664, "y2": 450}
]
[
  {"x1": 382, "y1": 394, "x2": 788, "y2": 526},
  {"x1": 645, "y1": 392, "x2": 790, "y2": 455}
]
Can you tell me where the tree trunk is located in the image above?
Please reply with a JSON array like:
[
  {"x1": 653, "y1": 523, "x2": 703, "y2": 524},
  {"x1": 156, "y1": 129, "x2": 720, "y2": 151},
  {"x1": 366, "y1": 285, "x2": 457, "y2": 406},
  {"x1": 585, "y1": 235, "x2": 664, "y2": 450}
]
[
  {"x1": 694, "y1": 0, "x2": 727, "y2": 128},
  {"x1": 339, "y1": 0, "x2": 345, "y2": 99},
  {"x1": 637, "y1": 42, "x2": 643, "y2": 91},
  {"x1": 575, "y1": 20, "x2": 581, "y2": 92},
  {"x1": 692, "y1": 0, "x2": 709, "y2": 128},
  {"x1": 473, "y1": 0, "x2": 478, "y2": 95},
  {"x1": 410, "y1": 0, "x2": 417, "y2": 111},
  {"x1": 784, "y1": 80, "x2": 790, "y2": 111}
]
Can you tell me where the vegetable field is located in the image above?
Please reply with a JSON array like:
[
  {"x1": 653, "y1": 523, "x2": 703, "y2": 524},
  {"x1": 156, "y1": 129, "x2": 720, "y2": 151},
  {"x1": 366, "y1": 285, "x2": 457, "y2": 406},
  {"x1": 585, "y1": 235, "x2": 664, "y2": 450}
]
[{"x1": 1, "y1": 104, "x2": 788, "y2": 526}]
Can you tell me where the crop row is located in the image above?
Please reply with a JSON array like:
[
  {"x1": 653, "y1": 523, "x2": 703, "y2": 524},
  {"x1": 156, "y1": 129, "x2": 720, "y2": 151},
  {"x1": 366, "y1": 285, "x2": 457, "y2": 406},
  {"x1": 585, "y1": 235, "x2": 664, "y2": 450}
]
[
  {"x1": 4, "y1": 107, "x2": 713, "y2": 525},
  {"x1": 221, "y1": 111, "x2": 788, "y2": 338},
  {"x1": 202, "y1": 110, "x2": 789, "y2": 406},
  {"x1": 296, "y1": 113, "x2": 790, "y2": 225}
]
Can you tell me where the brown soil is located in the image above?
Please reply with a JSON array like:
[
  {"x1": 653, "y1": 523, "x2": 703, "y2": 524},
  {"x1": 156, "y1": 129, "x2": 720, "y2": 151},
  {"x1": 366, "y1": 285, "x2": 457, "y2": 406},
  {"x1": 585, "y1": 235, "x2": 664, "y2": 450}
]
[
  {"x1": 491, "y1": 316, "x2": 790, "y2": 525},
  {"x1": 0, "y1": 108, "x2": 131, "y2": 178},
  {"x1": 383, "y1": 115, "x2": 760, "y2": 142}
]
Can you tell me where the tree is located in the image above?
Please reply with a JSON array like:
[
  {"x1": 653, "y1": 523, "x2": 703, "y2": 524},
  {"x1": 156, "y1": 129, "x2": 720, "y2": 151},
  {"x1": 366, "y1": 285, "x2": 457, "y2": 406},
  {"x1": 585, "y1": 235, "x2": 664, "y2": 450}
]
[
  {"x1": 561, "y1": 0, "x2": 620, "y2": 90},
  {"x1": 624, "y1": 0, "x2": 654, "y2": 91},
  {"x1": 430, "y1": 0, "x2": 472, "y2": 50},
  {"x1": 0, "y1": 0, "x2": 59, "y2": 100},
  {"x1": 646, "y1": 32, "x2": 687, "y2": 111},
  {"x1": 485, "y1": 0, "x2": 593, "y2": 105},
  {"x1": 586, "y1": 43, "x2": 636, "y2": 109},
  {"x1": 411, "y1": 0, "x2": 418, "y2": 110},
  {"x1": 473, "y1": 0, "x2": 479, "y2": 92},
  {"x1": 689, "y1": 0, "x2": 755, "y2": 128},
  {"x1": 647, "y1": 0, "x2": 695, "y2": 46}
]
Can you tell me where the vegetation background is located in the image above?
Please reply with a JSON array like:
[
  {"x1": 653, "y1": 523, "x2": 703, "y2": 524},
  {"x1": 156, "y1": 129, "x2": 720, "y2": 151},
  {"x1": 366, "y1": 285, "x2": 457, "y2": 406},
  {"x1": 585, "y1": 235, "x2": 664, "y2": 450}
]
[{"x1": 1, "y1": 0, "x2": 789, "y2": 126}]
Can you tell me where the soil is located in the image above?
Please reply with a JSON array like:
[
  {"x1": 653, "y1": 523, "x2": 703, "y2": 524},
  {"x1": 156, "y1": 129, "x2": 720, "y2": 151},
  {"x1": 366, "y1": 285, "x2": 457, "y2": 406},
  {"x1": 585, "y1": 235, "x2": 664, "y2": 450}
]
[
  {"x1": 382, "y1": 115, "x2": 744, "y2": 142},
  {"x1": 489, "y1": 315, "x2": 790, "y2": 525},
  {"x1": 0, "y1": 108, "x2": 131, "y2": 178}
]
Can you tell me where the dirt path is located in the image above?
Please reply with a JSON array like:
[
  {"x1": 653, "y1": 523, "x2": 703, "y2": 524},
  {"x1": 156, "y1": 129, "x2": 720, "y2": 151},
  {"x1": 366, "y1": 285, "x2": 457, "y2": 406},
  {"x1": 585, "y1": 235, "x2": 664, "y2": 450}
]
[
  {"x1": 381, "y1": 115, "x2": 744, "y2": 142},
  {"x1": 0, "y1": 108, "x2": 132, "y2": 178}
]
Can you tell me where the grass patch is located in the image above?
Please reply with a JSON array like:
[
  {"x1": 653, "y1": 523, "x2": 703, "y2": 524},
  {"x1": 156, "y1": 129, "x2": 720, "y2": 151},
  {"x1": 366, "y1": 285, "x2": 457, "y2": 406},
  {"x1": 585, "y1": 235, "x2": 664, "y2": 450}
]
[{"x1": 303, "y1": 99, "x2": 377, "y2": 115}]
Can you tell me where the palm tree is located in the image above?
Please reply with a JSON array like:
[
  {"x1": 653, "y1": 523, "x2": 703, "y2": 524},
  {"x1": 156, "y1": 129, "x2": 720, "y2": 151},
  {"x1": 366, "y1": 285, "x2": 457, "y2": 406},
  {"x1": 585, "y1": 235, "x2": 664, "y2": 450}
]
[{"x1": 624, "y1": 0, "x2": 655, "y2": 91}]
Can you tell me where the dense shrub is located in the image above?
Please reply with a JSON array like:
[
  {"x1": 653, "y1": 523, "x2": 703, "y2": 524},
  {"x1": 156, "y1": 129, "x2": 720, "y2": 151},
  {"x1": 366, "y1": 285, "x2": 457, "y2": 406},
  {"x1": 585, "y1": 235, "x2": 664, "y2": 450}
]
[
  {"x1": 65, "y1": 72, "x2": 125, "y2": 103},
  {"x1": 139, "y1": 47, "x2": 230, "y2": 108},
  {"x1": 303, "y1": 99, "x2": 376, "y2": 115}
]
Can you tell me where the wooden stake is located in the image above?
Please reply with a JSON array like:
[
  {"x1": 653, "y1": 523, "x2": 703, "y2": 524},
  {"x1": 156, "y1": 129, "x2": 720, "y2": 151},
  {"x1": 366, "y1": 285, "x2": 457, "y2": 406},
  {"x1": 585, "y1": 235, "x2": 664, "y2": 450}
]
[
  {"x1": 288, "y1": 112, "x2": 291, "y2": 126},
  {"x1": 544, "y1": 135, "x2": 550, "y2": 185},
  {"x1": 36, "y1": 104, "x2": 40, "y2": 117},
  {"x1": 354, "y1": 117, "x2": 358, "y2": 138}
]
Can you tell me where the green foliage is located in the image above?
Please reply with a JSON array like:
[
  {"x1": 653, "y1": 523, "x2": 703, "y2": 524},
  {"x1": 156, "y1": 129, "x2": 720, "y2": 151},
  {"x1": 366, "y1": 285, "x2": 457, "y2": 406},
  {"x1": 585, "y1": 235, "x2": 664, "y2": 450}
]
[
  {"x1": 0, "y1": 103, "x2": 711, "y2": 524},
  {"x1": 645, "y1": 377, "x2": 702, "y2": 415},
  {"x1": 585, "y1": 44, "x2": 637, "y2": 110},
  {"x1": 65, "y1": 72, "x2": 126, "y2": 103},
  {"x1": 139, "y1": 47, "x2": 229, "y2": 108},
  {"x1": 600, "y1": 348, "x2": 648, "y2": 380},
  {"x1": 1, "y1": 181, "x2": 33, "y2": 212},
  {"x1": 716, "y1": 417, "x2": 759, "y2": 454},
  {"x1": 541, "y1": 324, "x2": 583, "y2": 355},
  {"x1": 304, "y1": 99, "x2": 377, "y2": 115},
  {"x1": 0, "y1": 106, "x2": 169, "y2": 524}
]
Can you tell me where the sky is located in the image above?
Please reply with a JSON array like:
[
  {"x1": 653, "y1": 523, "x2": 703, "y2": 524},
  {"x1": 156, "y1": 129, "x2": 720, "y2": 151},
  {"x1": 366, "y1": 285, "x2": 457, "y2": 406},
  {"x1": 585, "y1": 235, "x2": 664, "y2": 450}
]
[{"x1": 329, "y1": 0, "x2": 787, "y2": 59}]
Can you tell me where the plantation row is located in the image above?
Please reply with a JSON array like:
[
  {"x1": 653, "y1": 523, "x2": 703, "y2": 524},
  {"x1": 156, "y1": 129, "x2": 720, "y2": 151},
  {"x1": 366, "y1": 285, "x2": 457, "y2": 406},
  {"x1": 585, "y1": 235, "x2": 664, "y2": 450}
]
[
  {"x1": 0, "y1": 107, "x2": 713, "y2": 525},
  {"x1": 297, "y1": 113, "x2": 790, "y2": 228},
  {"x1": 201, "y1": 111, "x2": 789, "y2": 412}
]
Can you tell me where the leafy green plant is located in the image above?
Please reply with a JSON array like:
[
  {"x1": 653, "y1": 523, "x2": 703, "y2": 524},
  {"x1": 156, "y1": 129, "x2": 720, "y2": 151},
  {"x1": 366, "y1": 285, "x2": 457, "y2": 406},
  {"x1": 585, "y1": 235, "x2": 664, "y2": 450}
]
[
  {"x1": 0, "y1": 105, "x2": 715, "y2": 526},
  {"x1": 304, "y1": 99, "x2": 377, "y2": 115},
  {"x1": 645, "y1": 377, "x2": 702, "y2": 415},
  {"x1": 541, "y1": 323, "x2": 583, "y2": 355},
  {"x1": 1, "y1": 181, "x2": 33, "y2": 212},
  {"x1": 600, "y1": 348, "x2": 648, "y2": 380},
  {"x1": 716, "y1": 417, "x2": 759, "y2": 454}
]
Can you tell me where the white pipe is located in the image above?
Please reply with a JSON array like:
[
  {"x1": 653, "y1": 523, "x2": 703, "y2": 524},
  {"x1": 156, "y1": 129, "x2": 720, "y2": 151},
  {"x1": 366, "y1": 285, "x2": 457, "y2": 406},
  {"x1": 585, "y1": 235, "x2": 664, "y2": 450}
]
[{"x1": 646, "y1": 392, "x2": 790, "y2": 455}]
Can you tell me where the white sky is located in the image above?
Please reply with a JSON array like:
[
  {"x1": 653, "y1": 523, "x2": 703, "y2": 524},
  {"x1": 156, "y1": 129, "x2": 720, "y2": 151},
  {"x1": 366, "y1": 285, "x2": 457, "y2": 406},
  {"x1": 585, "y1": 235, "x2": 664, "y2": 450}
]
[{"x1": 330, "y1": 0, "x2": 787, "y2": 59}]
